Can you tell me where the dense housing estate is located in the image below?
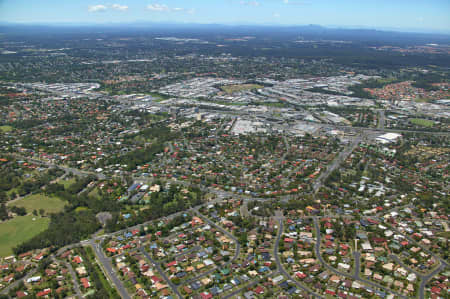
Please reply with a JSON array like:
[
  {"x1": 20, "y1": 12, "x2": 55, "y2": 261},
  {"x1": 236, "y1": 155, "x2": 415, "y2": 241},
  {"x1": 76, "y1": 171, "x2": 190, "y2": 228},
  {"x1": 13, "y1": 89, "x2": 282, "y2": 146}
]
[{"x1": 0, "y1": 25, "x2": 449, "y2": 299}]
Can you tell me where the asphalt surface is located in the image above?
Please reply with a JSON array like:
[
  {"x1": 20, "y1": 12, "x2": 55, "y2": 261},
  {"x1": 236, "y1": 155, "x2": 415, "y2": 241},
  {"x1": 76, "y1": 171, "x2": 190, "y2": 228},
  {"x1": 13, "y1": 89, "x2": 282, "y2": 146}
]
[
  {"x1": 66, "y1": 262, "x2": 83, "y2": 298},
  {"x1": 419, "y1": 263, "x2": 447, "y2": 299},
  {"x1": 353, "y1": 251, "x2": 361, "y2": 279},
  {"x1": 88, "y1": 240, "x2": 131, "y2": 299}
]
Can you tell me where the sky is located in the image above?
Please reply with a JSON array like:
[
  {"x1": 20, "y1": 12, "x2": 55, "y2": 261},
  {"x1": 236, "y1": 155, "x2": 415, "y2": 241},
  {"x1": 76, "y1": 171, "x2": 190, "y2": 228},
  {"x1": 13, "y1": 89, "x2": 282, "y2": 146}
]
[{"x1": 0, "y1": 0, "x2": 449, "y2": 33}]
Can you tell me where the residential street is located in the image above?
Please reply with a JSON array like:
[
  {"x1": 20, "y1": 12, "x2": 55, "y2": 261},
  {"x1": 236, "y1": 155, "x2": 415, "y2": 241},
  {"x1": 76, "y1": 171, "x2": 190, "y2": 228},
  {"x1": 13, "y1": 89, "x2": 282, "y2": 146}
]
[
  {"x1": 88, "y1": 240, "x2": 131, "y2": 299},
  {"x1": 313, "y1": 217, "x2": 409, "y2": 299},
  {"x1": 139, "y1": 247, "x2": 183, "y2": 299},
  {"x1": 274, "y1": 219, "x2": 324, "y2": 299},
  {"x1": 66, "y1": 262, "x2": 83, "y2": 299}
]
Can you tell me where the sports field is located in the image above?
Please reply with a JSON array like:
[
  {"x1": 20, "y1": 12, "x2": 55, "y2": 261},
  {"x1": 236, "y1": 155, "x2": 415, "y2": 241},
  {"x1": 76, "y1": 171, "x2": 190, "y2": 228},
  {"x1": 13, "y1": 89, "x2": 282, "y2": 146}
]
[
  {"x1": 220, "y1": 84, "x2": 263, "y2": 94},
  {"x1": 0, "y1": 215, "x2": 49, "y2": 257},
  {"x1": 409, "y1": 118, "x2": 435, "y2": 127},
  {"x1": 11, "y1": 194, "x2": 66, "y2": 214},
  {"x1": 0, "y1": 125, "x2": 13, "y2": 133}
]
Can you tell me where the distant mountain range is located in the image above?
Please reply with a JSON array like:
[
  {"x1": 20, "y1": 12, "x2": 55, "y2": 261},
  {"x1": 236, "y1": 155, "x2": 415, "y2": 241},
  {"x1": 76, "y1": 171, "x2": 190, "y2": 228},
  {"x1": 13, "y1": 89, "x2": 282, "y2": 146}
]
[{"x1": 0, "y1": 22, "x2": 449, "y2": 45}]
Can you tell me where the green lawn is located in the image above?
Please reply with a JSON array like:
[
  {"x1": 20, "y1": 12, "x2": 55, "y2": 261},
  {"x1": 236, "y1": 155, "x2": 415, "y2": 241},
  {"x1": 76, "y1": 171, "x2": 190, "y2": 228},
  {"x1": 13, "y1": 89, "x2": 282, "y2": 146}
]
[
  {"x1": 220, "y1": 84, "x2": 263, "y2": 94},
  {"x1": 75, "y1": 206, "x2": 89, "y2": 213},
  {"x1": 0, "y1": 125, "x2": 13, "y2": 133},
  {"x1": 0, "y1": 215, "x2": 49, "y2": 257},
  {"x1": 60, "y1": 178, "x2": 76, "y2": 189},
  {"x1": 409, "y1": 118, "x2": 435, "y2": 128},
  {"x1": 11, "y1": 194, "x2": 66, "y2": 214},
  {"x1": 88, "y1": 188, "x2": 100, "y2": 199}
]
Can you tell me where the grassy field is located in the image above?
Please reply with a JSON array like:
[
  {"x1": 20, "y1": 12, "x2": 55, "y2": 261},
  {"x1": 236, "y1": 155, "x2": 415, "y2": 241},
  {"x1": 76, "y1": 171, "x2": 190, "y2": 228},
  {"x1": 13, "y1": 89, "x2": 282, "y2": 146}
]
[
  {"x1": 88, "y1": 188, "x2": 100, "y2": 199},
  {"x1": 0, "y1": 215, "x2": 49, "y2": 257},
  {"x1": 75, "y1": 206, "x2": 89, "y2": 213},
  {"x1": 60, "y1": 178, "x2": 76, "y2": 189},
  {"x1": 220, "y1": 84, "x2": 263, "y2": 94},
  {"x1": 409, "y1": 118, "x2": 435, "y2": 127},
  {"x1": 11, "y1": 194, "x2": 66, "y2": 214},
  {"x1": 0, "y1": 125, "x2": 13, "y2": 133}
]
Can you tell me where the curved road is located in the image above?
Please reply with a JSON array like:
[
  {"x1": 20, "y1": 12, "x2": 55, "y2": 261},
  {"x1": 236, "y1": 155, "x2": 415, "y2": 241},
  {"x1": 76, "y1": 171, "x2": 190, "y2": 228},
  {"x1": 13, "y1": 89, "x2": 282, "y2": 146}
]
[
  {"x1": 274, "y1": 219, "x2": 324, "y2": 299},
  {"x1": 313, "y1": 217, "x2": 409, "y2": 299}
]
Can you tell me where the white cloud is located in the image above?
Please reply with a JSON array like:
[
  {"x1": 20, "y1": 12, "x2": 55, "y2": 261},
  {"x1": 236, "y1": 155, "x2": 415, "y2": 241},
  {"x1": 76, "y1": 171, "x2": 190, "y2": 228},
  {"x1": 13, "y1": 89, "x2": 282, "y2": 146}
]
[
  {"x1": 112, "y1": 4, "x2": 128, "y2": 11},
  {"x1": 273, "y1": 13, "x2": 281, "y2": 18},
  {"x1": 240, "y1": 1, "x2": 260, "y2": 6},
  {"x1": 146, "y1": 3, "x2": 194, "y2": 13},
  {"x1": 88, "y1": 5, "x2": 107, "y2": 12},
  {"x1": 147, "y1": 4, "x2": 170, "y2": 12}
]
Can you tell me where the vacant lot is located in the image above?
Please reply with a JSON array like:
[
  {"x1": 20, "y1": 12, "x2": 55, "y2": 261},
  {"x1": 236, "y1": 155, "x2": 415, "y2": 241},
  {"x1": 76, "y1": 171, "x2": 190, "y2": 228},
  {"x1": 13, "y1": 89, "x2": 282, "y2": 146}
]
[
  {"x1": 220, "y1": 84, "x2": 263, "y2": 94},
  {"x1": 0, "y1": 125, "x2": 13, "y2": 133},
  {"x1": 409, "y1": 118, "x2": 435, "y2": 127},
  {"x1": 11, "y1": 194, "x2": 66, "y2": 214},
  {"x1": 0, "y1": 215, "x2": 49, "y2": 256}
]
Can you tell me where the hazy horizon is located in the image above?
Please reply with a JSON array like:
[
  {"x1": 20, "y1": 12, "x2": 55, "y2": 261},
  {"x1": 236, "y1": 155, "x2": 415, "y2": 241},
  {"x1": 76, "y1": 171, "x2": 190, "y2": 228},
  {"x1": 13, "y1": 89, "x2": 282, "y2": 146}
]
[
  {"x1": 1, "y1": 21, "x2": 450, "y2": 37},
  {"x1": 1, "y1": 0, "x2": 449, "y2": 35}
]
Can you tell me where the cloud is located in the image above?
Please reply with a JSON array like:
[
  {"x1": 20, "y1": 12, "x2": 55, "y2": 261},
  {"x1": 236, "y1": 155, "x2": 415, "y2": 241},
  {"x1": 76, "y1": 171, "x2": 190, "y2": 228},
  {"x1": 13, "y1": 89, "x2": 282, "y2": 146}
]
[
  {"x1": 283, "y1": 0, "x2": 310, "y2": 5},
  {"x1": 146, "y1": 4, "x2": 170, "y2": 12},
  {"x1": 147, "y1": 3, "x2": 194, "y2": 13},
  {"x1": 240, "y1": 1, "x2": 260, "y2": 6},
  {"x1": 88, "y1": 4, "x2": 107, "y2": 12},
  {"x1": 273, "y1": 13, "x2": 281, "y2": 18},
  {"x1": 112, "y1": 4, "x2": 128, "y2": 11}
]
